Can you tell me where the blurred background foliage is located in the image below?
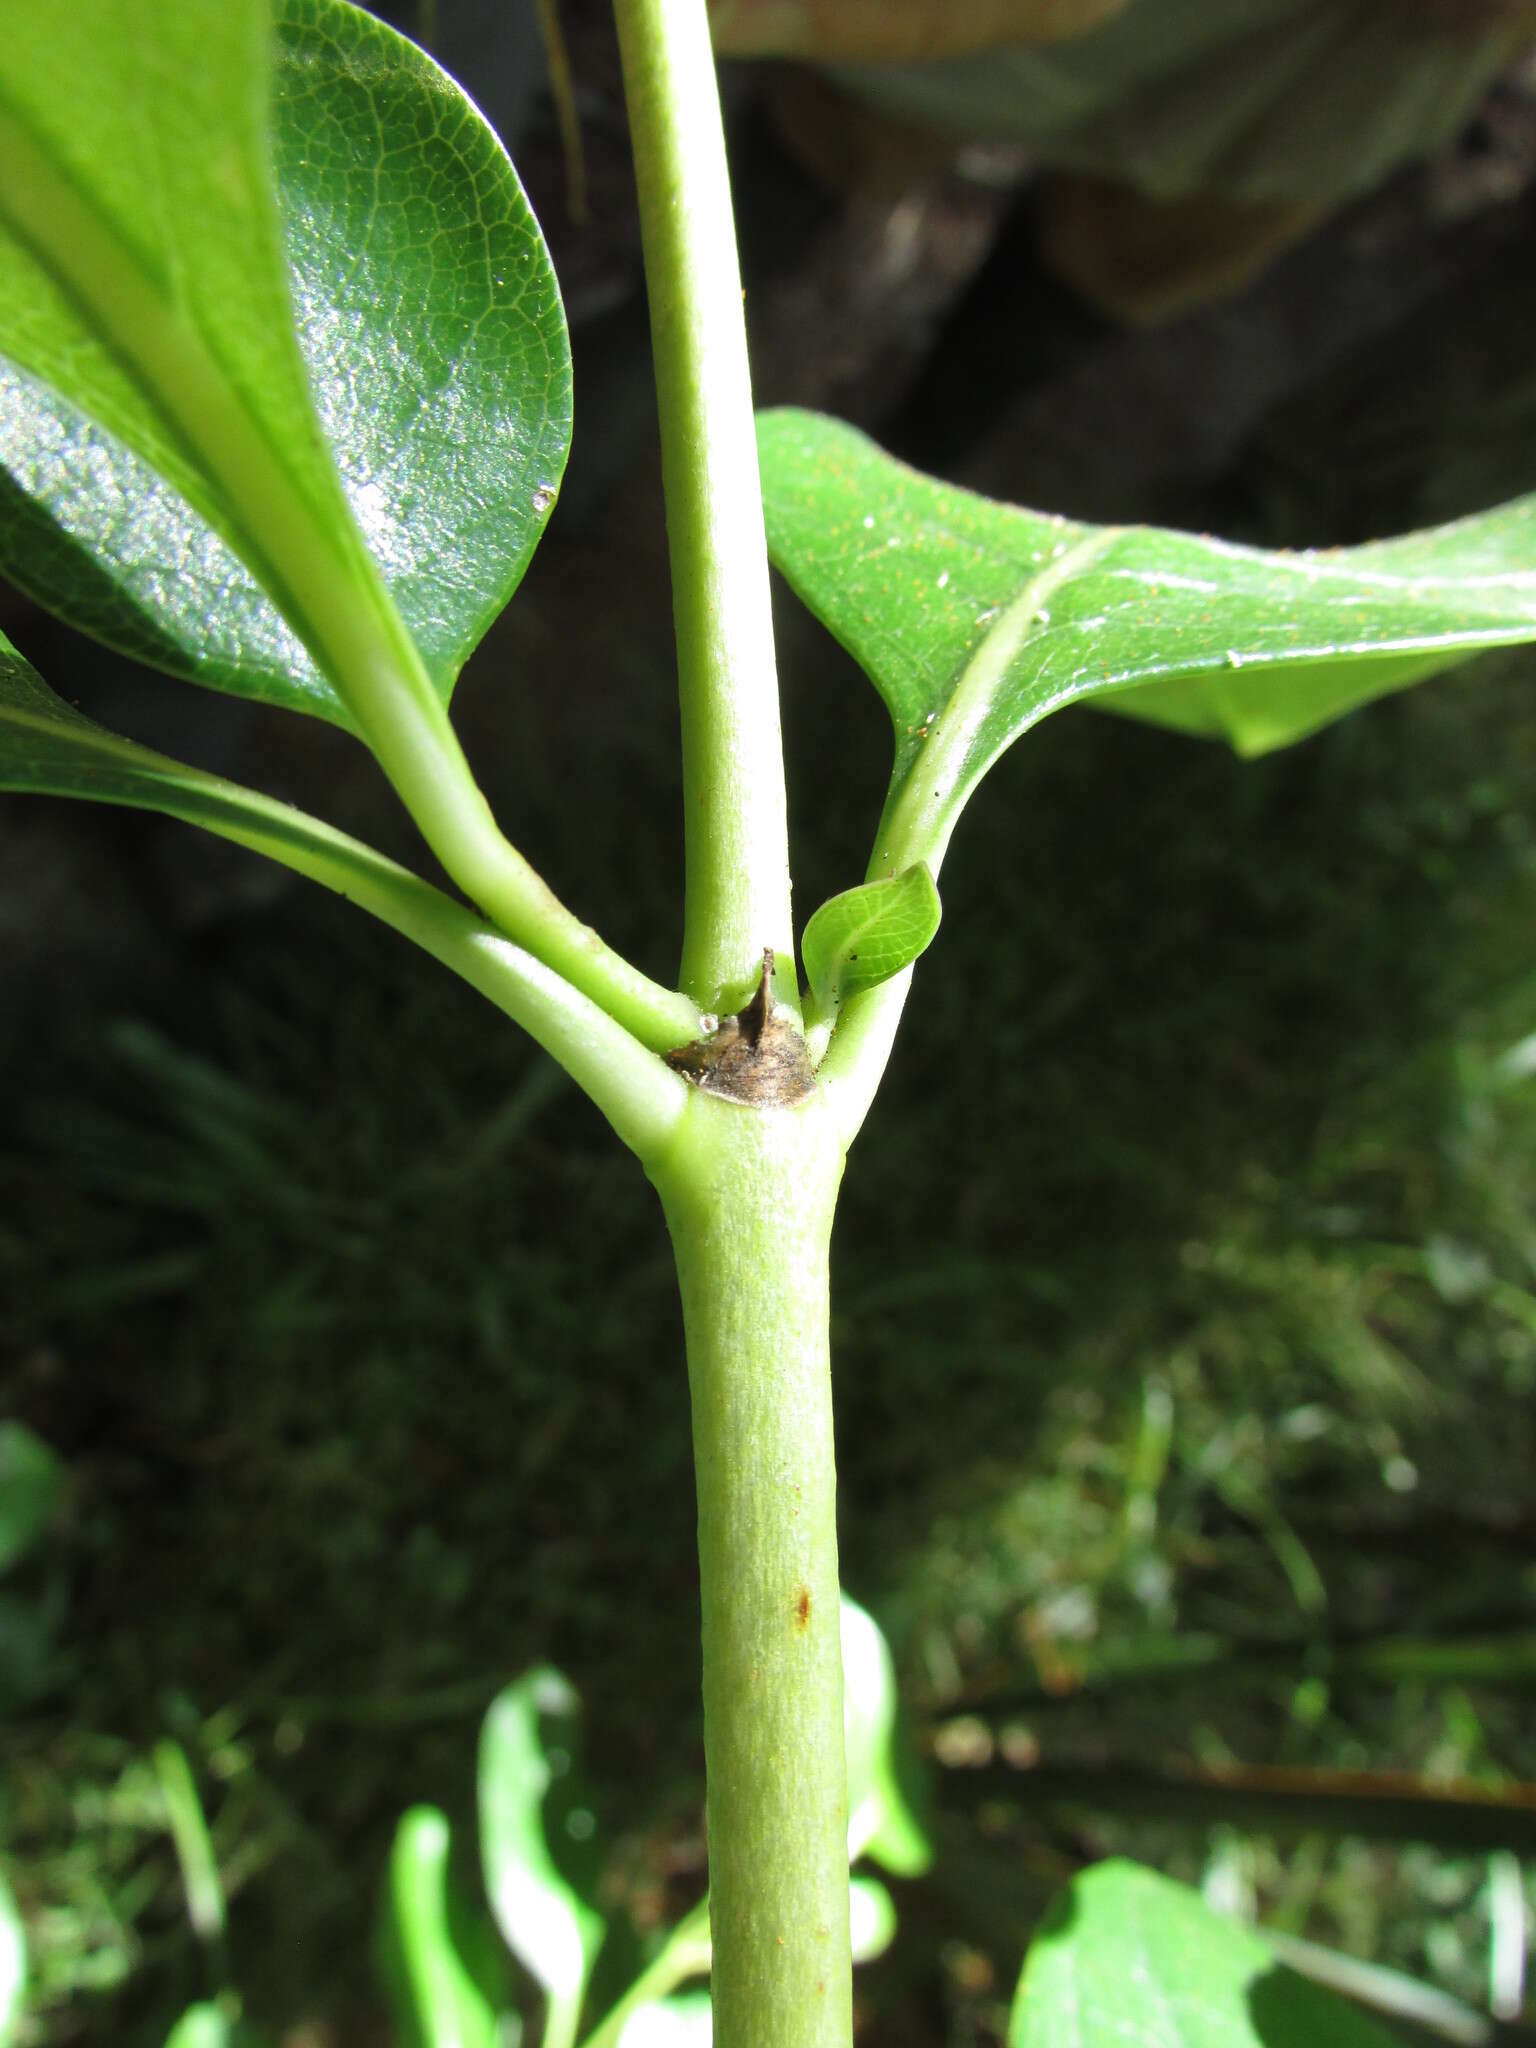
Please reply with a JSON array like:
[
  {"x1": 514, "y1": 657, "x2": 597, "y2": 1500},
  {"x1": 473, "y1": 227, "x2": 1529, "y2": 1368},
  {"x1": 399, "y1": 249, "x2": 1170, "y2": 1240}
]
[{"x1": 4, "y1": 0, "x2": 1536, "y2": 2041}]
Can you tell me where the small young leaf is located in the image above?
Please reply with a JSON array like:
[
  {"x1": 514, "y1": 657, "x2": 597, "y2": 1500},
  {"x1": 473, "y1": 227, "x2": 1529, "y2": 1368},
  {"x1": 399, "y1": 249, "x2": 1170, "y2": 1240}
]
[
  {"x1": 0, "y1": 0, "x2": 570, "y2": 725},
  {"x1": 1009, "y1": 1860, "x2": 1403, "y2": 2048},
  {"x1": 478, "y1": 1668, "x2": 606, "y2": 2006},
  {"x1": 0, "y1": 1870, "x2": 23, "y2": 2048},
  {"x1": 381, "y1": 1807, "x2": 506, "y2": 2048},
  {"x1": 758, "y1": 408, "x2": 1536, "y2": 877},
  {"x1": 0, "y1": 1424, "x2": 63, "y2": 1576},
  {"x1": 841, "y1": 1596, "x2": 932, "y2": 1878},
  {"x1": 802, "y1": 865, "x2": 941, "y2": 1015}
]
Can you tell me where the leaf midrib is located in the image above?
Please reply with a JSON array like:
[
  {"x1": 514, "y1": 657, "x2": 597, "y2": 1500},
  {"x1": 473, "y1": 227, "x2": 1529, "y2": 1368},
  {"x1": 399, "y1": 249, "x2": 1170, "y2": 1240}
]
[
  {"x1": 877, "y1": 524, "x2": 1122, "y2": 877},
  {"x1": 0, "y1": 94, "x2": 411, "y2": 723}
]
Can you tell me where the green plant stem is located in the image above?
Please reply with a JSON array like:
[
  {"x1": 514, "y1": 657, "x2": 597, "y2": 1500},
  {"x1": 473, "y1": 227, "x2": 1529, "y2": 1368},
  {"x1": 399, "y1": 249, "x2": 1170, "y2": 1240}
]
[
  {"x1": 817, "y1": 851, "x2": 935, "y2": 1149},
  {"x1": 649, "y1": 1093, "x2": 852, "y2": 2048},
  {"x1": 212, "y1": 815, "x2": 690, "y2": 1167},
  {"x1": 30, "y1": 750, "x2": 692, "y2": 1162},
  {"x1": 611, "y1": 0, "x2": 796, "y2": 1016},
  {"x1": 817, "y1": 966, "x2": 916, "y2": 1149},
  {"x1": 818, "y1": 533, "x2": 1123, "y2": 1134},
  {"x1": 579, "y1": 1896, "x2": 712, "y2": 2048},
  {"x1": 0, "y1": 103, "x2": 697, "y2": 1056}
]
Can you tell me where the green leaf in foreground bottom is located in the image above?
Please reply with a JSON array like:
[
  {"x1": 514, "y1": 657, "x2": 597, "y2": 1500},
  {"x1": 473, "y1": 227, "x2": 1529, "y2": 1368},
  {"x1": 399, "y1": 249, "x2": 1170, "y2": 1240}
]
[
  {"x1": 848, "y1": 1876, "x2": 897, "y2": 1964},
  {"x1": 608, "y1": 1875, "x2": 896, "y2": 2048},
  {"x1": 802, "y1": 864, "x2": 940, "y2": 1017},
  {"x1": 478, "y1": 1668, "x2": 605, "y2": 2008},
  {"x1": 0, "y1": 1870, "x2": 23, "y2": 2048},
  {"x1": 1009, "y1": 1860, "x2": 1402, "y2": 2048},
  {"x1": 841, "y1": 1596, "x2": 932, "y2": 1878},
  {"x1": 0, "y1": 0, "x2": 570, "y2": 725},
  {"x1": 757, "y1": 408, "x2": 1536, "y2": 877},
  {"x1": 616, "y1": 1992, "x2": 714, "y2": 2048},
  {"x1": 162, "y1": 2009, "x2": 234, "y2": 2048},
  {"x1": 381, "y1": 1808, "x2": 506, "y2": 2048}
]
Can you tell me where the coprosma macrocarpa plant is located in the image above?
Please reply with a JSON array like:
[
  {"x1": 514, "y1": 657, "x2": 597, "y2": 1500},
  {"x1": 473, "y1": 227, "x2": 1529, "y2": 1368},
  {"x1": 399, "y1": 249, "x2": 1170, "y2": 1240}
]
[{"x1": 3, "y1": 4, "x2": 1535, "y2": 2044}]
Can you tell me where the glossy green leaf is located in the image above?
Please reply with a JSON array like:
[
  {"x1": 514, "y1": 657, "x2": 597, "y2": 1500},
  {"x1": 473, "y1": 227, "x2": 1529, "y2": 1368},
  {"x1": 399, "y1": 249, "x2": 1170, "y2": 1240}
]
[
  {"x1": 478, "y1": 1668, "x2": 605, "y2": 2008},
  {"x1": 0, "y1": 1423, "x2": 62, "y2": 1575},
  {"x1": 381, "y1": 1807, "x2": 505, "y2": 2048},
  {"x1": 840, "y1": 1596, "x2": 931, "y2": 1878},
  {"x1": 1009, "y1": 1861, "x2": 1402, "y2": 2048},
  {"x1": 757, "y1": 408, "x2": 1536, "y2": 875},
  {"x1": 0, "y1": 0, "x2": 569, "y2": 726},
  {"x1": 0, "y1": 1871, "x2": 23, "y2": 2048},
  {"x1": 802, "y1": 865, "x2": 941, "y2": 1017}
]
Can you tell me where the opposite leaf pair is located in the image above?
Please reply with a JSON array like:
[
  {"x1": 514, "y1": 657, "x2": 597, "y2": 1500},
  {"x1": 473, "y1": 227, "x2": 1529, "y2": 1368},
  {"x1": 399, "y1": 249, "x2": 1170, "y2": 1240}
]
[{"x1": 8, "y1": 2, "x2": 1536, "y2": 1093}]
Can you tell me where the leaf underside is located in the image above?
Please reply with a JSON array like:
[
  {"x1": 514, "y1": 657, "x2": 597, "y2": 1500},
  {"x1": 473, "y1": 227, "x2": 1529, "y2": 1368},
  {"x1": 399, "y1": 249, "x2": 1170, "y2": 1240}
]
[
  {"x1": 0, "y1": 0, "x2": 571, "y2": 726},
  {"x1": 1010, "y1": 1861, "x2": 1401, "y2": 2048},
  {"x1": 757, "y1": 408, "x2": 1536, "y2": 875}
]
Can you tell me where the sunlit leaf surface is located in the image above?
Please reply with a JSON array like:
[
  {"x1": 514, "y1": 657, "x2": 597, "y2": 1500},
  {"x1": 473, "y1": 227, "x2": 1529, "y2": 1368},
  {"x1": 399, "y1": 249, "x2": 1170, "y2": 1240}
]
[
  {"x1": 1009, "y1": 1861, "x2": 1402, "y2": 2048},
  {"x1": 0, "y1": 0, "x2": 570, "y2": 723},
  {"x1": 759, "y1": 408, "x2": 1536, "y2": 874}
]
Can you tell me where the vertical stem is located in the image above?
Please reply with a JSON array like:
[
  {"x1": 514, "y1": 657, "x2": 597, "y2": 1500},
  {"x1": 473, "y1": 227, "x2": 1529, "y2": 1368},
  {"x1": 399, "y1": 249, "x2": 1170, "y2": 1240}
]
[
  {"x1": 649, "y1": 1094, "x2": 852, "y2": 2048},
  {"x1": 613, "y1": 6, "x2": 850, "y2": 2040},
  {"x1": 612, "y1": 0, "x2": 796, "y2": 1016}
]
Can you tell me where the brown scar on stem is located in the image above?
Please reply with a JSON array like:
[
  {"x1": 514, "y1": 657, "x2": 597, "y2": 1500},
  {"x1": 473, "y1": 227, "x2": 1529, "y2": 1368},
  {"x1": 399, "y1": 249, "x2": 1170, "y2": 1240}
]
[
  {"x1": 663, "y1": 947, "x2": 816, "y2": 1105},
  {"x1": 793, "y1": 1584, "x2": 811, "y2": 1627}
]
